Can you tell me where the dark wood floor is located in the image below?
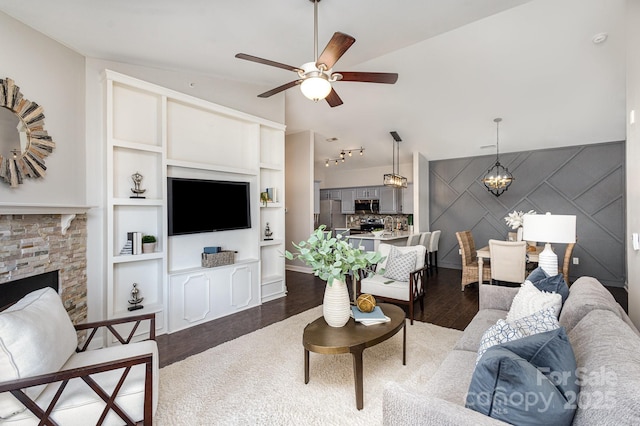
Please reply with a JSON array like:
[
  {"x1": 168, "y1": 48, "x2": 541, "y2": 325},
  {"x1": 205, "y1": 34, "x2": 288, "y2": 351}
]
[{"x1": 156, "y1": 268, "x2": 628, "y2": 368}]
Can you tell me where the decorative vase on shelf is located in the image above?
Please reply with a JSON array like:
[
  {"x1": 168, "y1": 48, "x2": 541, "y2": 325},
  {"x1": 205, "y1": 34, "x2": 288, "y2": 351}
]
[
  {"x1": 142, "y1": 242, "x2": 156, "y2": 254},
  {"x1": 322, "y1": 278, "x2": 351, "y2": 327},
  {"x1": 516, "y1": 227, "x2": 523, "y2": 242}
]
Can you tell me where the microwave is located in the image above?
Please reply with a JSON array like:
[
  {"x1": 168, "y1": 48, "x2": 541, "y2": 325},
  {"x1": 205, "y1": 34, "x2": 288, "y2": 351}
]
[{"x1": 354, "y1": 199, "x2": 380, "y2": 214}]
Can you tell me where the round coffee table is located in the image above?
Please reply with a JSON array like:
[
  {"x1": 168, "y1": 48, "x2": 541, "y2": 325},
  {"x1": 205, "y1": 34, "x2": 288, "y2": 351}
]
[{"x1": 302, "y1": 303, "x2": 406, "y2": 410}]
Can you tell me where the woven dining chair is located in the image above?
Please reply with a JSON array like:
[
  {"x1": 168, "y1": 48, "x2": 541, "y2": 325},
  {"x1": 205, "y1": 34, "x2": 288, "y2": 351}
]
[
  {"x1": 456, "y1": 230, "x2": 491, "y2": 291},
  {"x1": 562, "y1": 242, "x2": 576, "y2": 285}
]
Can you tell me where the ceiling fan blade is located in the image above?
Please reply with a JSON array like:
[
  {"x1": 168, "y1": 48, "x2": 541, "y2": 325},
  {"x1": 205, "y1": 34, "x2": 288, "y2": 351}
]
[
  {"x1": 316, "y1": 32, "x2": 356, "y2": 70},
  {"x1": 258, "y1": 80, "x2": 302, "y2": 98},
  {"x1": 335, "y1": 72, "x2": 398, "y2": 84},
  {"x1": 235, "y1": 53, "x2": 302, "y2": 73},
  {"x1": 325, "y1": 88, "x2": 343, "y2": 108}
]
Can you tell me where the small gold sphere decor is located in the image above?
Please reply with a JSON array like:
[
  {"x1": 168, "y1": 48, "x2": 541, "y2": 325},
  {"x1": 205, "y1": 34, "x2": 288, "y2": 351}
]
[{"x1": 356, "y1": 294, "x2": 377, "y2": 313}]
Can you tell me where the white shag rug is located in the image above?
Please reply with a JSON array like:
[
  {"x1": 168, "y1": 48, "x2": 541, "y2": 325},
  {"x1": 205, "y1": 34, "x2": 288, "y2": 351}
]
[{"x1": 155, "y1": 306, "x2": 462, "y2": 426}]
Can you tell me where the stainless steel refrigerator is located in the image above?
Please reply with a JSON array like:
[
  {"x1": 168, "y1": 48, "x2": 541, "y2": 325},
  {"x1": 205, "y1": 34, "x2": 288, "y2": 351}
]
[{"x1": 317, "y1": 199, "x2": 343, "y2": 230}]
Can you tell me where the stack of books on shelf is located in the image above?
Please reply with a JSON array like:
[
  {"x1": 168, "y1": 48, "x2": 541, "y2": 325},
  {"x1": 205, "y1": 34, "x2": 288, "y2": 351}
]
[
  {"x1": 350, "y1": 305, "x2": 391, "y2": 326},
  {"x1": 120, "y1": 232, "x2": 143, "y2": 255}
]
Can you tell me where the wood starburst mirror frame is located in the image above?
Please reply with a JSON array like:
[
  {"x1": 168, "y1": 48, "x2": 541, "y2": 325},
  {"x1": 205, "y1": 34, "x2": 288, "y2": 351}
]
[{"x1": 0, "y1": 77, "x2": 55, "y2": 187}]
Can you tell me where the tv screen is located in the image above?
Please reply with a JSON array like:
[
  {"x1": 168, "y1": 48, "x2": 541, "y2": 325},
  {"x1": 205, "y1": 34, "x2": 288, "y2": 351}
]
[{"x1": 168, "y1": 177, "x2": 251, "y2": 235}]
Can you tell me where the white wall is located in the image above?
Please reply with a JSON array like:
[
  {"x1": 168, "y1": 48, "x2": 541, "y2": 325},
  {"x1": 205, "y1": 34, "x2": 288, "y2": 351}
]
[
  {"x1": 284, "y1": 131, "x2": 314, "y2": 272},
  {"x1": 626, "y1": 0, "x2": 640, "y2": 328},
  {"x1": 315, "y1": 162, "x2": 413, "y2": 189},
  {"x1": 0, "y1": 11, "x2": 85, "y2": 205}
]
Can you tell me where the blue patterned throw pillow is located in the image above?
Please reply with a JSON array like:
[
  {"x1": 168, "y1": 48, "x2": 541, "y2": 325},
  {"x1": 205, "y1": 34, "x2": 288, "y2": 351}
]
[
  {"x1": 476, "y1": 307, "x2": 560, "y2": 365},
  {"x1": 382, "y1": 246, "x2": 417, "y2": 282}
]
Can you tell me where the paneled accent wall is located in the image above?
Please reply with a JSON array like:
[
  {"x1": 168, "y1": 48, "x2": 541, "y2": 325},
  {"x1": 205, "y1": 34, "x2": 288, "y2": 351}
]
[{"x1": 430, "y1": 141, "x2": 625, "y2": 287}]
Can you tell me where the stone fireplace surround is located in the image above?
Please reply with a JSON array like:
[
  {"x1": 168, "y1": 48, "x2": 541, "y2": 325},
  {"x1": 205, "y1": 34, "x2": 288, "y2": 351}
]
[{"x1": 0, "y1": 212, "x2": 88, "y2": 324}]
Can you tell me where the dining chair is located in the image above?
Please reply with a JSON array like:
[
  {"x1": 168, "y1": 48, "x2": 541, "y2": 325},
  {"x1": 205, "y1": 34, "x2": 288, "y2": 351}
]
[
  {"x1": 405, "y1": 233, "x2": 421, "y2": 246},
  {"x1": 358, "y1": 243, "x2": 428, "y2": 324},
  {"x1": 488, "y1": 239, "x2": 527, "y2": 285},
  {"x1": 427, "y1": 230, "x2": 441, "y2": 272},
  {"x1": 562, "y1": 242, "x2": 576, "y2": 285},
  {"x1": 456, "y1": 230, "x2": 491, "y2": 291},
  {"x1": 419, "y1": 231, "x2": 432, "y2": 266}
]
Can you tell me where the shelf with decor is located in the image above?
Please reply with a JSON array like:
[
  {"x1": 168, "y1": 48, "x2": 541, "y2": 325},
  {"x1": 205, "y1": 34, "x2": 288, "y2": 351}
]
[{"x1": 105, "y1": 69, "x2": 285, "y2": 336}]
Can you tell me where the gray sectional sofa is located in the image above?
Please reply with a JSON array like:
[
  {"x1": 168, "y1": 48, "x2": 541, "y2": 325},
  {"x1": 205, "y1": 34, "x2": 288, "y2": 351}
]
[{"x1": 383, "y1": 277, "x2": 640, "y2": 425}]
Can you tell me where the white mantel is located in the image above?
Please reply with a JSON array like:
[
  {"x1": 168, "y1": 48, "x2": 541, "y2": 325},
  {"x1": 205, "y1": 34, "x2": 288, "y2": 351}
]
[{"x1": 0, "y1": 203, "x2": 94, "y2": 234}]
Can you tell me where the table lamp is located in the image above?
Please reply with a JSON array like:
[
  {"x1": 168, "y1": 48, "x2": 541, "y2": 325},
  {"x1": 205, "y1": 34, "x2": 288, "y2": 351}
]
[{"x1": 522, "y1": 212, "x2": 576, "y2": 276}]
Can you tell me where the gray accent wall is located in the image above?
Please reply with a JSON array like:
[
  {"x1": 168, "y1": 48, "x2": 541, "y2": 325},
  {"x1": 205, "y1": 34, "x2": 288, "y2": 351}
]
[{"x1": 430, "y1": 141, "x2": 625, "y2": 287}]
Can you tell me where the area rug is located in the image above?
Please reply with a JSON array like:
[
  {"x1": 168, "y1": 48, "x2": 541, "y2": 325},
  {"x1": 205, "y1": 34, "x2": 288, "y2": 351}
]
[{"x1": 154, "y1": 306, "x2": 462, "y2": 425}]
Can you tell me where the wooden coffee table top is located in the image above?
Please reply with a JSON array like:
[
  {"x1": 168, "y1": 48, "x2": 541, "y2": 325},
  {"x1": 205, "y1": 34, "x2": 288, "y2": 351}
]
[{"x1": 303, "y1": 303, "x2": 406, "y2": 354}]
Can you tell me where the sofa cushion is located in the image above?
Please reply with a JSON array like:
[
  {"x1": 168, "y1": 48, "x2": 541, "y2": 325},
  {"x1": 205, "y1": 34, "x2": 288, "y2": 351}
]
[
  {"x1": 559, "y1": 276, "x2": 633, "y2": 335},
  {"x1": 0, "y1": 288, "x2": 78, "y2": 419},
  {"x1": 422, "y1": 349, "x2": 478, "y2": 406},
  {"x1": 383, "y1": 246, "x2": 417, "y2": 282},
  {"x1": 466, "y1": 328, "x2": 578, "y2": 426},
  {"x1": 360, "y1": 273, "x2": 410, "y2": 302},
  {"x1": 529, "y1": 271, "x2": 569, "y2": 305},
  {"x1": 454, "y1": 309, "x2": 507, "y2": 352},
  {"x1": 4, "y1": 340, "x2": 159, "y2": 426},
  {"x1": 568, "y1": 309, "x2": 640, "y2": 425},
  {"x1": 476, "y1": 307, "x2": 560, "y2": 364},
  {"x1": 506, "y1": 281, "x2": 561, "y2": 322}
]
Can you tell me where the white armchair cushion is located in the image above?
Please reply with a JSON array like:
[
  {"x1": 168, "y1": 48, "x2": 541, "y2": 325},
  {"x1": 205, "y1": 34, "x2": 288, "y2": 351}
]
[
  {"x1": 3, "y1": 340, "x2": 159, "y2": 426},
  {"x1": 361, "y1": 244, "x2": 426, "y2": 302},
  {"x1": 0, "y1": 288, "x2": 78, "y2": 419}
]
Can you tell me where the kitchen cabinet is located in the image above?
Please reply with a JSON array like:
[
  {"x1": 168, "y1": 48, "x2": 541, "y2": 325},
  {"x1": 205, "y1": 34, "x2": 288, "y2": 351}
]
[
  {"x1": 314, "y1": 181, "x2": 320, "y2": 214},
  {"x1": 320, "y1": 189, "x2": 342, "y2": 200},
  {"x1": 401, "y1": 183, "x2": 413, "y2": 214},
  {"x1": 379, "y1": 186, "x2": 400, "y2": 214},
  {"x1": 355, "y1": 187, "x2": 379, "y2": 199},
  {"x1": 341, "y1": 189, "x2": 355, "y2": 213}
]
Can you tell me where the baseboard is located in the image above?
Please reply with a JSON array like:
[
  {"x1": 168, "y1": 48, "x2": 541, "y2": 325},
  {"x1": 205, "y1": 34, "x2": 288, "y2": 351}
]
[{"x1": 285, "y1": 265, "x2": 313, "y2": 274}]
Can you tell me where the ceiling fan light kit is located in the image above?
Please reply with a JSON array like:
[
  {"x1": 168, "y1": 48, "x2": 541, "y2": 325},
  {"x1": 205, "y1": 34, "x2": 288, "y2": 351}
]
[
  {"x1": 235, "y1": 0, "x2": 398, "y2": 107},
  {"x1": 383, "y1": 131, "x2": 408, "y2": 189},
  {"x1": 481, "y1": 117, "x2": 514, "y2": 197}
]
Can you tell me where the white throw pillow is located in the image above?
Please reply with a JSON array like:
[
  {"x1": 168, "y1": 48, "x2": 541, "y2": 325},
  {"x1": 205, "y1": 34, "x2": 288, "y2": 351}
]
[
  {"x1": 382, "y1": 246, "x2": 417, "y2": 282},
  {"x1": 0, "y1": 287, "x2": 78, "y2": 418},
  {"x1": 506, "y1": 281, "x2": 562, "y2": 322},
  {"x1": 476, "y1": 307, "x2": 560, "y2": 364}
]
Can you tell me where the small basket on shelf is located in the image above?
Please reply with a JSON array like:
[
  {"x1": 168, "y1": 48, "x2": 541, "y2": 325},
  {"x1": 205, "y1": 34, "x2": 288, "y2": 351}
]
[{"x1": 201, "y1": 251, "x2": 235, "y2": 268}]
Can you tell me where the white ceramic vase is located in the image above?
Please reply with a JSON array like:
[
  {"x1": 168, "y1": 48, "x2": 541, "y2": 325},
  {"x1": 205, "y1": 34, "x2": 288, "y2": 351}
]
[{"x1": 323, "y1": 278, "x2": 351, "y2": 327}]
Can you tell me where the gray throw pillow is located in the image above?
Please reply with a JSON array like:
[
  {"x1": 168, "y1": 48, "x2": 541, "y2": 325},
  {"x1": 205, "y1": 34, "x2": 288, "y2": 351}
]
[
  {"x1": 382, "y1": 246, "x2": 417, "y2": 282},
  {"x1": 466, "y1": 328, "x2": 578, "y2": 426},
  {"x1": 532, "y1": 274, "x2": 570, "y2": 304}
]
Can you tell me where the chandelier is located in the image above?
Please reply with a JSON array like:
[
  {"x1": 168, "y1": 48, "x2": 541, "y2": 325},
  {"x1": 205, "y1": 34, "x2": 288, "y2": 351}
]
[
  {"x1": 383, "y1": 131, "x2": 407, "y2": 188},
  {"x1": 481, "y1": 118, "x2": 513, "y2": 197}
]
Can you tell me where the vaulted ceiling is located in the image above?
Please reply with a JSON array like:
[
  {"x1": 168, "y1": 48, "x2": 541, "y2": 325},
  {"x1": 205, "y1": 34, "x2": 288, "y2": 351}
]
[{"x1": 0, "y1": 0, "x2": 626, "y2": 171}]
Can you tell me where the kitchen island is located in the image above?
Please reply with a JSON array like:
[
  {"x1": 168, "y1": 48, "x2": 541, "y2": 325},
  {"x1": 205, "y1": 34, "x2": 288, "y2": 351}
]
[{"x1": 347, "y1": 231, "x2": 412, "y2": 252}]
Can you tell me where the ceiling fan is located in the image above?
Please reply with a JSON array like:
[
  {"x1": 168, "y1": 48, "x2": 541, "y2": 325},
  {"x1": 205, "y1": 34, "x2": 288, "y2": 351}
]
[{"x1": 235, "y1": 0, "x2": 398, "y2": 107}]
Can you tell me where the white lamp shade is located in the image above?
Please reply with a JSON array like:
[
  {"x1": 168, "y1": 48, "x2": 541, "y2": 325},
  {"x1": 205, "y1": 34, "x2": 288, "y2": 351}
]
[
  {"x1": 522, "y1": 213, "x2": 576, "y2": 244},
  {"x1": 300, "y1": 77, "x2": 332, "y2": 101}
]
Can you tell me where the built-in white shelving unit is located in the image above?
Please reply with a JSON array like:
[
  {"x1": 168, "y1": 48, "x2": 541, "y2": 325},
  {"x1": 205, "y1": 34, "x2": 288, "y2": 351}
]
[{"x1": 104, "y1": 70, "x2": 286, "y2": 335}]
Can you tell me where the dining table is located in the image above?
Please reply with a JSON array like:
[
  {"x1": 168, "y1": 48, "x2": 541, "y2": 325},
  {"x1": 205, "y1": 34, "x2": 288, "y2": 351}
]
[{"x1": 476, "y1": 244, "x2": 543, "y2": 284}]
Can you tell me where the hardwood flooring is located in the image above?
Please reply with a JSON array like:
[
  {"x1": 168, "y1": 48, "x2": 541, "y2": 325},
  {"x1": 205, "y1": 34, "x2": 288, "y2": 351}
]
[{"x1": 156, "y1": 267, "x2": 628, "y2": 368}]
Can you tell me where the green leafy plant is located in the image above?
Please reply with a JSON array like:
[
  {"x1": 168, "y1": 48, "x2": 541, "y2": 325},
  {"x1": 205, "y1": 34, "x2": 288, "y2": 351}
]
[
  {"x1": 142, "y1": 235, "x2": 156, "y2": 244},
  {"x1": 284, "y1": 225, "x2": 384, "y2": 286}
]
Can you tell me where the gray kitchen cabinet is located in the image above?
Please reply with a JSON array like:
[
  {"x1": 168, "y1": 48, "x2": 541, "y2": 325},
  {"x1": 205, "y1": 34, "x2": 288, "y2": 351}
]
[
  {"x1": 401, "y1": 183, "x2": 413, "y2": 214},
  {"x1": 348, "y1": 237, "x2": 375, "y2": 252},
  {"x1": 341, "y1": 189, "x2": 355, "y2": 213},
  {"x1": 314, "y1": 181, "x2": 320, "y2": 214},
  {"x1": 355, "y1": 187, "x2": 379, "y2": 199},
  {"x1": 379, "y1": 186, "x2": 400, "y2": 214},
  {"x1": 320, "y1": 189, "x2": 342, "y2": 200}
]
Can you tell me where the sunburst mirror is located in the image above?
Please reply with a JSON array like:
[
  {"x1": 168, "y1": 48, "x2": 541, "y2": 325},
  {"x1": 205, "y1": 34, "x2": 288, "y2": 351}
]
[{"x1": 0, "y1": 77, "x2": 55, "y2": 188}]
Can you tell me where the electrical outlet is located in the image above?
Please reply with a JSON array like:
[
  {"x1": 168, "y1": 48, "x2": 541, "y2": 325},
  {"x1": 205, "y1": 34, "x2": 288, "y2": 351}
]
[
  {"x1": 573, "y1": 257, "x2": 579, "y2": 265},
  {"x1": 458, "y1": 249, "x2": 462, "y2": 255}
]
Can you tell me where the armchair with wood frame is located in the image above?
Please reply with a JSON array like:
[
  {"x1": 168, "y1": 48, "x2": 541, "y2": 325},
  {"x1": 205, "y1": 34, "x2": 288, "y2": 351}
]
[
  {"x1": 357, "y1": 243, "x2": 429, "y2": 324},
  {"x1": 0, "y1": 287, "x2": 158, "y2": 425}
]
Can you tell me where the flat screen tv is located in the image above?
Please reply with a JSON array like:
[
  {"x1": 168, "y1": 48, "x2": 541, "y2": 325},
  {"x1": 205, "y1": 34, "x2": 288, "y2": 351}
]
[{"x1": 168, "y1": 177, "x2": 251, "y2": 235}]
